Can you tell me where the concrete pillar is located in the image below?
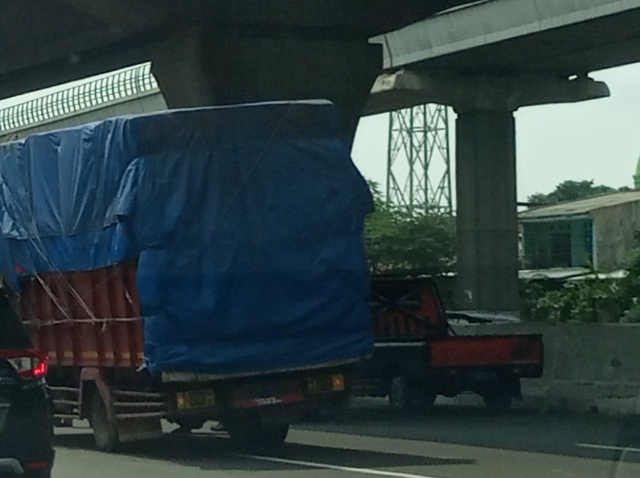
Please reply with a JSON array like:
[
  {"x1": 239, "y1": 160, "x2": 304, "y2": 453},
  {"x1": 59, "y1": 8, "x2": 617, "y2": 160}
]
[
  {"x1": 150, "y1": 32, "x2": 381, "y2": 143},
  {"x1": 455, "y1": 109, "x2": 519, "y2": 313}
]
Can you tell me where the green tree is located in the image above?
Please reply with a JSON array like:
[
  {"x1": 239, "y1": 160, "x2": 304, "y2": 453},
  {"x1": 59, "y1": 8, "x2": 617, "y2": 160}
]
[
  {"x1": 521, "y1": 247, "x2": 640, "y2": 323},
  {"x1": 364, "y1": 182, "x2": 455, "y2": 275},
  {"x1": 527, "y1": 180, "x2": 614, "y2": 207}
]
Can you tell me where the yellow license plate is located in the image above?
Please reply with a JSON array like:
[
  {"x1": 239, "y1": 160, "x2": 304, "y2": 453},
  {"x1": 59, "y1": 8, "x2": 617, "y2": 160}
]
[{"x1": 176, "y1": 389, "x2": 215, "y2": 410}]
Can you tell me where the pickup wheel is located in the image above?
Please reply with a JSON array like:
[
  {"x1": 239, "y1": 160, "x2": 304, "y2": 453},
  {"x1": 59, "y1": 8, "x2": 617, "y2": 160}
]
[
  {"x1": 90, "y1": 393, "x2": 119, "y2": 452},
  {"x1": 422, "y1": 390, "x2": 437, "y2": 409},
  {"x1": 482, "y1": 391, "x2": 513, "y2": 413},
  {"x1": 388, "y1": 376, "x2": 409, "y2": 411},
  {"x1": 389, "y1": 376, "x2": 435, "y2": 412},
  {"x1": 224, "y1": 413, "x2": 289, "y2": 451}
]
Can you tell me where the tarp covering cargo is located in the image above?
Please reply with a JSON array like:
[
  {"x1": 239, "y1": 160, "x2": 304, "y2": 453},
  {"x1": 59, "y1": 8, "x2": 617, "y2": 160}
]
[{"x1": 0, "y1": 100, "x2": 374, "y2": 375}]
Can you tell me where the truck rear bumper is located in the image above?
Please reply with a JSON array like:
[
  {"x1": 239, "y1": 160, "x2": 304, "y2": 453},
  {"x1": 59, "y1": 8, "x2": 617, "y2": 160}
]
[
  {"x1": 165, "y1": 367, "x2": 351, "y2": 422},
  {"x1": 160, "y1": 358, "x2": 362, "y2": 383}
]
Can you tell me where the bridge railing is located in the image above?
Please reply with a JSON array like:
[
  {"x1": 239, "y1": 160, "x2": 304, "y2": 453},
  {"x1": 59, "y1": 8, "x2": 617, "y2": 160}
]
[{"x1": 0, "y1": 63, "x2": 159, "y2": 134}]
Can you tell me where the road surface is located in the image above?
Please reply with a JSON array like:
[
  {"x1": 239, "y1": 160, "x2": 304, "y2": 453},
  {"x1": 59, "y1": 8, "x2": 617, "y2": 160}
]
[{"x1": 51, "y1": 400, "x2": 640, "y2": 478}]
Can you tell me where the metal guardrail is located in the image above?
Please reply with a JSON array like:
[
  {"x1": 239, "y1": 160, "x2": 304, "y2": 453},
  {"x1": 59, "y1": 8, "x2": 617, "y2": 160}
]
[{"x1": 0, "y1": 63, "x2": 159, "y2": 134}]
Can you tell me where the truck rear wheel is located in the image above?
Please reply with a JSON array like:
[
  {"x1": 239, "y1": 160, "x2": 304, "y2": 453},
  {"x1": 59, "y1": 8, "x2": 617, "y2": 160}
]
[
  {"x1": 224, "y1": 413, "x2": 289, "y2": 451},
  {"x1": 90, "y1": 393, "x2": 119, "y2": 452}
]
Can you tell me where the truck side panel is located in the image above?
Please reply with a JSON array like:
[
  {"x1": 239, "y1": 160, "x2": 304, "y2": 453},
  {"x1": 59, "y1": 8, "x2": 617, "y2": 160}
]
[{"x1": 18, "y1": 262, "x2": 144, "y2": 369}]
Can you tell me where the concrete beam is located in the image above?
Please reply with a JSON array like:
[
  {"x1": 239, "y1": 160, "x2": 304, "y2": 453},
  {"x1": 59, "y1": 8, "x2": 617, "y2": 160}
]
[
  {"x1": 151, "y1": 32, "x2": 382, "y2": 143},
  {"x1": 372, "y1": 0, "x2": 640, "y2": 71},
  {"x1": 365, "y1": 69, "x2": 610, "y2": 115}
]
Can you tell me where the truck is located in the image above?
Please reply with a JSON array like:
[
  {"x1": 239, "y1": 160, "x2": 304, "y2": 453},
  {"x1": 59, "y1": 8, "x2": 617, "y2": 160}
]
[
  {"x1": 353, "y1": 276, "x2": 543, "y2": 412},
  {"x1": 0, "y1": 100, "x2": 374, "y2": 451}
]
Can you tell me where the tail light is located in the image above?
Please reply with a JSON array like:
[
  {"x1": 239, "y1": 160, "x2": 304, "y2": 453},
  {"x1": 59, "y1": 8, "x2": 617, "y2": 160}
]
[
  {"x1": 0, "y1": 349, "x2": 48, "y2": 380},
  {"x1": 25, "y1": 461, "x2": 51, "y2": 470}
]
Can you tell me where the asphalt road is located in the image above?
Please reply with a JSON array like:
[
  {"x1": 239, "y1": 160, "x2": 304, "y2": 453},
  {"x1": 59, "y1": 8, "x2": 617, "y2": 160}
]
[{"x1": 51, "y1": 399, "x2": 640, "y2": 478}]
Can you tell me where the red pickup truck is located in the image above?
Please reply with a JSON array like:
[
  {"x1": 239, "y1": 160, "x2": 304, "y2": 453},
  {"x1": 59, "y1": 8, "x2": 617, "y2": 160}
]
[{"x1": 353, "y1": 277, "x2": 543, "y2": 412}]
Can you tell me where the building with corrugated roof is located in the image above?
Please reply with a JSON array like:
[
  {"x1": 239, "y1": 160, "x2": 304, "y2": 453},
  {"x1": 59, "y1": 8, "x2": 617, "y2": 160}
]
[{"x1": 519, "y1": 190, "x2": 640, "y2": 271}]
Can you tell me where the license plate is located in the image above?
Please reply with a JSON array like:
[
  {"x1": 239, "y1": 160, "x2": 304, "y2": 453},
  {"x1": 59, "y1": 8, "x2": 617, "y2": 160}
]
[{"x1": 177, "y1": 389, "x2": 215, "y2": 410}]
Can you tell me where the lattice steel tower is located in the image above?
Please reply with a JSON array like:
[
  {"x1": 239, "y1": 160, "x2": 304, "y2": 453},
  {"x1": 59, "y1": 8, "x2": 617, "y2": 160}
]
[{"x1": 386, "y1": 104, "x2": 452, "y2": 214}]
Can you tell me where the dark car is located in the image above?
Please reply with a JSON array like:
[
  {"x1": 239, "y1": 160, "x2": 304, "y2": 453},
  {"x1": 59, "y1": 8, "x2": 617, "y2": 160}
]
[{"x1": 0, "y1": 290, "x2": 54, "y2": 477}]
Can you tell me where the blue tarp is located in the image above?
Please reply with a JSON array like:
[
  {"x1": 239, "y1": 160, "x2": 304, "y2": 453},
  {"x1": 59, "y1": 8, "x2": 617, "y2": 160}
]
[{"x1": 0, "y1": 101, "x2": 374, "y2": 375}]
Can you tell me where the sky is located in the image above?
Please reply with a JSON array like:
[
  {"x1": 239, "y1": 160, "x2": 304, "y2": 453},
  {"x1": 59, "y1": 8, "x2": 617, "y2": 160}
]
[{"x1": 351, "y1": 62, "x2": 640, "y2": 204}]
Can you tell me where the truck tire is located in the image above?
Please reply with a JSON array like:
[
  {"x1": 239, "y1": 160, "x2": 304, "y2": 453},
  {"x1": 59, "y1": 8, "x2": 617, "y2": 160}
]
[
  {"x1": 224, "y1": 413, "x2": 289, "y2": 451},
  {"x1": 90, "y1": 393, "x2": 119, "y2": 452}
]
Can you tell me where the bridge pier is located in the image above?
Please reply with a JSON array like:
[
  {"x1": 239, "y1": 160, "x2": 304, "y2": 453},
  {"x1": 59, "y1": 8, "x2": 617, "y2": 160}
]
[
  {"x1": 450, "y1": 76, "x2": 610, "y2": 313},
  {"x1": 150, "y1": 32, "x2": 381, "y2": 143},
  {"x1": 455, "y1": 109, "x2": 519, "y2": 313}
]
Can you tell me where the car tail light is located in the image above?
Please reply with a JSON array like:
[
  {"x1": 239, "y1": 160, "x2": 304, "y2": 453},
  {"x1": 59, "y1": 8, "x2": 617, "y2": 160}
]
[{"x1": 0, "y1": 349, "x2": 48, "y2": 380}]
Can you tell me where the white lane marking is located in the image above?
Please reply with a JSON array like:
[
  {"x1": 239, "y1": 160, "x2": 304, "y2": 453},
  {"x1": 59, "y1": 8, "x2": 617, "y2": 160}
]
[
  {"x1": 240, "y1": 454, "x2": 440, "y2": 478},
  {"x1": 577, "y1": 443, "x2": 640, "y2": 453}
]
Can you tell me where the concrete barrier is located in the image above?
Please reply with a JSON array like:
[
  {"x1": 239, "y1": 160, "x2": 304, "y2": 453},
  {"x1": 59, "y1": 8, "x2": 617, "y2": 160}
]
[{"x1": 451, "y1": 323, "x2": 640, "y2": 415}]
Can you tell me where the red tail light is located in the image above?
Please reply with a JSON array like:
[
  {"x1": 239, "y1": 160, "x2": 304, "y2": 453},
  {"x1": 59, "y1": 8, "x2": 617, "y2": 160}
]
[
  {"x1": 25, "y1": 461, "x2": 50, "y2": 470},
  {"x1": 0, "y1": 349, "x2": 48, "y2": 379}
]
